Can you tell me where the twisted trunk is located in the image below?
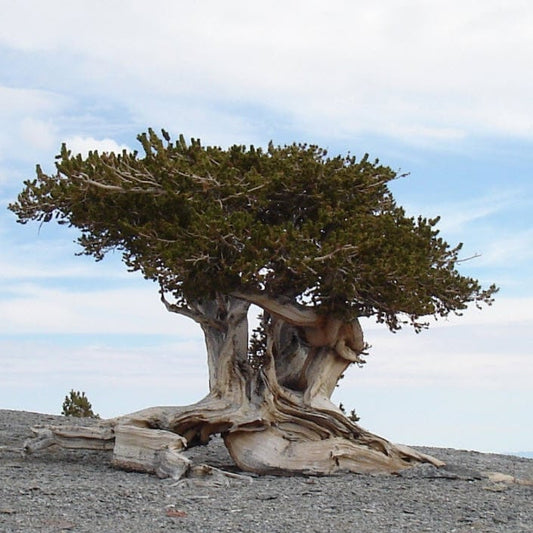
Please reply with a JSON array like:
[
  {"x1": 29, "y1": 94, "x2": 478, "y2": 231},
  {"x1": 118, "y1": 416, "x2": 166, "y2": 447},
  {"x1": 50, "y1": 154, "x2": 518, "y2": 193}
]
[{"x1": 24, "y1": 293, "x2": 444, "y2": 478}]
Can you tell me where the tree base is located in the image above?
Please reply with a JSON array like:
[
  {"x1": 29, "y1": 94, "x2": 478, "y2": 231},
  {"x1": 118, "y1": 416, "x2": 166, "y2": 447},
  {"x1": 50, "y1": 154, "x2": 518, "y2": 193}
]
[{"x1": 23, "y1": 401, "x2": 445, "y2": 480}]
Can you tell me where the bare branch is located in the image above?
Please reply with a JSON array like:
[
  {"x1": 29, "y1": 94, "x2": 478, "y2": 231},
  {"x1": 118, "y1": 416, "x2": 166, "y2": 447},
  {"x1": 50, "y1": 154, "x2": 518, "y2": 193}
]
[
  {"x1": 231, "y1": 291, "x2": 319, "y2": 327},
  {"x1": 456, "y1": 253, "x2": 482, "y2": 263},
  {"x1": 160, "y1": 290, "x2": 224, "y2": 330},
  {"x1": 314, "y1": 245, "x2": 358, "y2": 262},
  {"x1": 71, "y1": 172, "x2": 164, "y2": 196}
]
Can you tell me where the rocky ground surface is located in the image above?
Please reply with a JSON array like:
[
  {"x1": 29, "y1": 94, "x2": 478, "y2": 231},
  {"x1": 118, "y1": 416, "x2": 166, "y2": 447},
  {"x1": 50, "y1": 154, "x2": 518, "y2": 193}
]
[{"x1": 0, "y1": 410, "x2": 532, "y2": 532}]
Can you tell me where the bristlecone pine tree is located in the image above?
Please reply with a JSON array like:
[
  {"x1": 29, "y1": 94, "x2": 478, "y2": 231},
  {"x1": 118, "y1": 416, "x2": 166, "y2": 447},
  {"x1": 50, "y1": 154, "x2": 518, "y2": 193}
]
[{"x1": 10, "y1": 130, "x2": 497, "y2": 479}]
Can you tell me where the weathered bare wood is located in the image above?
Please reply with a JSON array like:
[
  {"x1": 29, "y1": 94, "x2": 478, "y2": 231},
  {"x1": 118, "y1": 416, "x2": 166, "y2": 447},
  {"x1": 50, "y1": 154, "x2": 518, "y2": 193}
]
[
  {"x1": 231, "y1": 291, "x2": 320, "y2": 326},
  {"x1": 224, "y1": 427, "x2": 444, "y2": 475},
  {"x1": 24, "y1": 426, "x2": 115, "y2": 454},
  {"x1": 21, "y1": 296, "x2": 446, "y2": 477},
  {"x1": 394, "y1": 443, "x2": 446, "y2": 467},
  {"x1": 111, "y1": 425, "x2": 190, "y2": 479},
  {"x1": 485, "y1": 471, "x2": 533, "y2": 486}
]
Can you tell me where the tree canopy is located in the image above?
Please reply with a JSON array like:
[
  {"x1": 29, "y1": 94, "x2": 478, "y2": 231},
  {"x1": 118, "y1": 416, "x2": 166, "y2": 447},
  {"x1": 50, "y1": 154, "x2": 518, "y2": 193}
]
[{"x1": 9, "y1": 129, "x2": 497, "y2": 331}]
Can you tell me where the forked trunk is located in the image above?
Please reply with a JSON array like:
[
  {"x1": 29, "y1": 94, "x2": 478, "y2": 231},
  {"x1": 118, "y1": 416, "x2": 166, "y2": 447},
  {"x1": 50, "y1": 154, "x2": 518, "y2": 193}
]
[{"x1": 24, "y1": 294, "x2": 444, "y2": 479}]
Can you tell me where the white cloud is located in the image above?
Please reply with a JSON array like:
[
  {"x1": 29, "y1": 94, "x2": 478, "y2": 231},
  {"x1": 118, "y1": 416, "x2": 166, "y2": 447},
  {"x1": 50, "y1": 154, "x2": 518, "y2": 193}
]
[
  {"x1": 0, "y1": 226, "x2": 107, "y2": 276},
  {"x1": 0, "y1": 259, "x2": 104, "y2": 281},
  {"x1": 393, "y1": 188, "x2": 533, "y2": 282},
  {"x1": 0, "y1": 167, "x2": 8, "y2": 186},
  {"x1": 0, "y1": 86, "x2": 66, "y2": 165},
  {"x1": 0, "y1": 283, "x2": 201, "y2": 336},
  {"x1": 478, "y1": 228, "x2": 533, "y2": 267},
  {"x1": 19, "y1": 117, "x2": 57, "y2": 152},
  {"x1": 351, "y1": 324, "x2": 533, "y2": 388},
  {"x1": 0, "y1": 86, "x2": 62, "y2": 116},
  {"x1": 64, "y1": 136, "x2": 131, "y2": 157},
  {"x1": 0, "y1": 338, "x2": 209, "y2": 417},
  {"x1": 403, "y1": 189, "x2": 523, "y2": 234},
  {"x1": 338, "y1": 300, "x2": 533, "y2": 452},
  {"x1": 360, "y1": 296, "x2": 533, "y2": 335},
  {"x1": 1, "y1": 338, "x2": 205, "y2": 382},
  {"x1": 0, "y1": 249, "x2": 116, "y2": 280},
  {"x1": 397, "y1": 189, "x2": 533, "y2": 276},
  {"x1": 1, "y1": 2, "x2": 533, "y2": 145}
]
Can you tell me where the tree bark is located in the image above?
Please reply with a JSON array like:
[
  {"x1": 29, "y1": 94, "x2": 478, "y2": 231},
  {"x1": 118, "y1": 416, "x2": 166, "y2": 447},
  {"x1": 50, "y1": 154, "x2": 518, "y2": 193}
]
[{"x1": 23, "y1": 292, "x2": 444, "y2": 478}]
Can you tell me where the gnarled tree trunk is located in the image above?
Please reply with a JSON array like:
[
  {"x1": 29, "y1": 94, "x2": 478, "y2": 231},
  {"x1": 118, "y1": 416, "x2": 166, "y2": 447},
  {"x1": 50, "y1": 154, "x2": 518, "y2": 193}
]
[{"x1": 24, "y1": 292, "x2": 444, "y2": 479}]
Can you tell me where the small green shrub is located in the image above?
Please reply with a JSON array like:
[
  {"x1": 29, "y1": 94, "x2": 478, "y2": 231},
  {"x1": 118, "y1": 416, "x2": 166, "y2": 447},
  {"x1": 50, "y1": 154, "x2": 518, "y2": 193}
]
[{"x1": 61, "y1": 389, "x2": 100, "y2": 418}]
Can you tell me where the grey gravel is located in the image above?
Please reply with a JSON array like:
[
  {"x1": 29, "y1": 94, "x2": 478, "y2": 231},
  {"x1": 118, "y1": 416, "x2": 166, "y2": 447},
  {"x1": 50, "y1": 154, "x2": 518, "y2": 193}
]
[{"x1": 1, "y1": 410, "x2": 532, "y2": 532}]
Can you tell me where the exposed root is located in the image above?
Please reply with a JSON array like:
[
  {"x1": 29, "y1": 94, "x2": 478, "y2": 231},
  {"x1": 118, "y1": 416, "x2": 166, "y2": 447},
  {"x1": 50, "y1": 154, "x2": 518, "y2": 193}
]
[
  {"x1": 224, "y1": 426, "x2": 444, "y2": 476},
  {"x1": 22, "y1": 389, "x2": 444, "y2": 478},
  {"x1": 24, "y1": 425, "x2": 115, "y2": 454},
  {"x1": 484, "y1": 471, "x2": 533, "y2": 486},
  {"x1": 170, "y1": 465, "x2": 254, "y2": 488},
  {"x1": 23, "y1": 404, "x2": 445, "y2": 478},
  {"x1": 22, "y1": 420, "x2": 255, "y2": 485},
  {"x1": 394, "y1": 443, "x2": 446, "y2": 468},
  {"x1": 112, "y1": 425, "x2": 189, "y2": 479}
]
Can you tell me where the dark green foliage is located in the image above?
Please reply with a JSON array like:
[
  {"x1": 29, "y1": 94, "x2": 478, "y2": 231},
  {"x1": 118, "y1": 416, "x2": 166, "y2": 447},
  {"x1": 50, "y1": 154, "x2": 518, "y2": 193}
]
[
  {"x1": 61, "y1": 390, "x2": 100, "y2": 418},
  {"x1": 9, "y1": 129, "x2": 497, "y2": 332},
  {"x1": 248, "y1": 314, "x2": 269, "y2": 369},
  {"x1": 338, "y1": 402, "x2": 360, "y2": 422}
]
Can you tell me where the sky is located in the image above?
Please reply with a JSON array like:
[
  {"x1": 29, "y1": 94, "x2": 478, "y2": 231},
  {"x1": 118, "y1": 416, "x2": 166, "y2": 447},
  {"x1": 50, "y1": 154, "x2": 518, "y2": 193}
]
[{"x1": 0, "y1": 0, "x2": 532, "y2": 454}]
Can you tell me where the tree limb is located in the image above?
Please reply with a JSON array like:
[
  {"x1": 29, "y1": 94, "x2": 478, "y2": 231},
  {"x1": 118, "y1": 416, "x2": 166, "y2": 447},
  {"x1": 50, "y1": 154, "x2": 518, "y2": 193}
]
[
  {"x1": 231, "y1": 291, "x2": 320, "y2": 327},
  {"x1": 160, "y1": 290, "x2": 225, "y2": 330}
]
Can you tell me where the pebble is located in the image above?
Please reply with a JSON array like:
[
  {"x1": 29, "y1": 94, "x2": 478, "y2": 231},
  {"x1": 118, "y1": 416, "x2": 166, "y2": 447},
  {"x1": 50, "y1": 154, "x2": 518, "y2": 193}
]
[{"x1": 0, "y1": 410, "x2": 531, "y2": 532}]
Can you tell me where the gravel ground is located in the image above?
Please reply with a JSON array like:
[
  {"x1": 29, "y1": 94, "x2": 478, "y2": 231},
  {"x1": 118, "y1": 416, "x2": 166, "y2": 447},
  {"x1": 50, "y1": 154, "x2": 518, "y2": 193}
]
[{"x1": 1, "y1": 410, "x2": 532, "y2": 532}]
